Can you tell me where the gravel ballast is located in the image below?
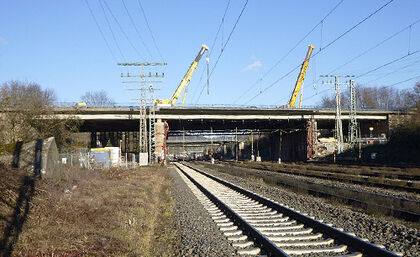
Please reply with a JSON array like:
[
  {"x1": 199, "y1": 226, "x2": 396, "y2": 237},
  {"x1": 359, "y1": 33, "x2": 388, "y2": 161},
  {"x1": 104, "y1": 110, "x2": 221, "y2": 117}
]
[
  {"x1": 192, "y1": 162, "x2": 420, "y2": 257},
  {"x1": 223, "y1": 162, "x2": 420, "y2": 202},
  {"x1": 169, "y1": 166, "x2": 237, "y2": 257}
]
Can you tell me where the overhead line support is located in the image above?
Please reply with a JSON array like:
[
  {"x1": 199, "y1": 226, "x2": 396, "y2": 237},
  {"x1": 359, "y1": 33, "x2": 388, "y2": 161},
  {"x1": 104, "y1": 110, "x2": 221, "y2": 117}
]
[{"x1": 320, "y1": 74, "x2": 355, "y2": 154}]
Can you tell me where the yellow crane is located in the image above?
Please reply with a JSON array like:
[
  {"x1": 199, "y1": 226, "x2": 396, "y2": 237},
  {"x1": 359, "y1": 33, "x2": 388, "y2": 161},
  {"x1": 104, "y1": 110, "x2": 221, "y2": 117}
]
[
  {"x1": 288, "y1": 44, "x2": 315, "y2": 108},
  {"x1": 155, "y1": 44, "x2": 209, "y2": 106}
]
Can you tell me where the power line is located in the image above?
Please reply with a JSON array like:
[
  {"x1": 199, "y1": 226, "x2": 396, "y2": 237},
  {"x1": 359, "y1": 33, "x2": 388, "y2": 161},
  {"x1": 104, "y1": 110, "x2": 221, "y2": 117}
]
[
  {"x1": 191, "y1": 0, "x2": 231, "y2": 103},
  {"x1": 191, "y1": 64, "x2": 207, "y2": 104},
  {"x1": 313, "y1": 0, "x2": 396, "y2": 59},
  {"x1": 102, "y1": 0, "x2": 145, "y2": 60},
  {"x1": 244, "y1": 0, "x2": 396, "y2": 105},
  {"x1": 245, "y1": 64, "x2": 301, "y2": 104},
  {"x1": 196, "y1": 0, "x2": 249, "y2": 103},
  {"x1": 302, "y1": 88, "x2": 330, "y2": 102},
  {"x1": 136, "y1": 0, "x2": 165, "y2": 62},
  {"x1": 384, "y1": 74, "x2": 420, "y2": 88},
  {"x1": 329, "y1": 18, "x2": 420, "y2": 74},
  {"x1": 98, "y1": 0, "x2": 126, "y2": 62},
  {"x1": 121, "y1": 0, "x2": 154, "y2": 60},
  {"x1": 208, "y1": 0, "x2": 248, "y2": 78},
  {"x1": 302, "y1": 73, "x2": 420, "y2": 107},
  {"x1": 234, "y1": 0, "x2": 345, "y2": 104},
  {"x1": 84, "y1": 0, "x2": 118, "y2": 62},
  {"x1": 364, "y1": 57, "x2": 420, "y2": 85},
  {"x1": 356, "y1": 49, "x2": 420, "y2": 79},
  {"x1": 209, "y1": 0, "x2": 231, "y2": 56}
]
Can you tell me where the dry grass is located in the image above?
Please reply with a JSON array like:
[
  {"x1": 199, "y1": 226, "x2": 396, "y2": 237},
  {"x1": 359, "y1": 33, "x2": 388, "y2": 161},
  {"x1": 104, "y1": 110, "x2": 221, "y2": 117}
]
[{"x1": 0, "y1": 164, "x2": 177, "y2": 257}]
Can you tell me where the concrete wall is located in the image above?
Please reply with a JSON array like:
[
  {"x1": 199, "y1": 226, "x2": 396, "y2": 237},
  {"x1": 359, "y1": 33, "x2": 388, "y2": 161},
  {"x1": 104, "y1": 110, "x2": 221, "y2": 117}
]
[
  {"x1": 388, "y1": 112, "x2": 414, "y2": 131},
  {"x1": 1, "y1": 137, "x2": 60, "y2": 178}
]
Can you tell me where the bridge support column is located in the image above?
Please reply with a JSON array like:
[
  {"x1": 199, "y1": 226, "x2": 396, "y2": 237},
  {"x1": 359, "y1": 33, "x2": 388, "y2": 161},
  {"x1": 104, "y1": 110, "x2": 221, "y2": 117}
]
[
  {"x1": 278, "y1": 131, "x2": 282, "y2": 164},
  {"x1": 90, "y1": 132, "x2": 97, "y2": 148}
]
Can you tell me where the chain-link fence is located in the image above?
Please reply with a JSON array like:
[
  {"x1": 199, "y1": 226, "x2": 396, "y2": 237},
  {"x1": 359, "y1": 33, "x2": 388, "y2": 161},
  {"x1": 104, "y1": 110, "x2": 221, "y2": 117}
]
[
  {"x1": 59, "y1": 150, "x2": 91, "y2": 169},
  {"x1": 59, "y1": 150, "x2": 138, "y2": 170}
]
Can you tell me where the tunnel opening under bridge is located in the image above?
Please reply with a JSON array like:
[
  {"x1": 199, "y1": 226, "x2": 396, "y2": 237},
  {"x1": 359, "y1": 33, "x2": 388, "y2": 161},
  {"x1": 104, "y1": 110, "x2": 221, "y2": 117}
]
[{"x1": 77, "y1": 115, "x2": 389, "y2": 162}]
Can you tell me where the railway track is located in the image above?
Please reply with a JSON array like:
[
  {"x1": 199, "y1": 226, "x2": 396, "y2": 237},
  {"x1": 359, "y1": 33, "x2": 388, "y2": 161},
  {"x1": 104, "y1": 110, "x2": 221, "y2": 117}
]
[
  {"x1": 174, "y1": 162, "x2": 401, "y2": 257},
  {"x1": 223, "y1": 161, "x2": 420, "y2": 193},
  {"x1": 199, "y1": 161, "x2": 420, "y2": 222}
]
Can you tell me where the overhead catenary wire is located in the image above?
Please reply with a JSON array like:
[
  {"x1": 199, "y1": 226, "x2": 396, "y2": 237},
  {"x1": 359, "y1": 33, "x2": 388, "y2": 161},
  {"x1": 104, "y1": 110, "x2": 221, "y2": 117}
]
[
  {"x1": 121, "y1": 0, "x2": 154, "y2": 60},
  {"x1": 102, "y1": 0, "x2": 145, "y2": 61},
  {"x1": 356, "y1": 49, "x2": 420, "y2": 79},
  {"x1": 383, "y1": 74, "x2": 420, "y2": 88},
  {"x1": 329, "y1": 18, "x2": 420, "y2": 75},
  {"x1": 190, "y1": 0, "x2": 231, "y2": 103},
  {"x1": 98, "y1": 0, "x2": 126, "y2": 62},
  {"x1": 234, "y1": 0, "x2": 345, "y2": 104},
  {"x1": 364, "y1": 57, "x2": 420, "y2": 85},
  {"x1": 244, "y1": 0, "x2": 397, "y2": 105},
  {"x1": 195, "y1": 0, "x2": 249, "y2": 103},
  {"x1": 84, "y1": 0, "x2": 118, "y2": 62},
  {"x1": 209, "y1": 0, "x2": 231, "y2": 57},
  {"x1": 314, "y1": 0, "x2": 396, "y2": 59},
  {"x1": 136, "y1": 0, "x2": 165, "y2": 62},
  {"x1": 302, "y1": 73, "x2": 420, "y2": 107}
]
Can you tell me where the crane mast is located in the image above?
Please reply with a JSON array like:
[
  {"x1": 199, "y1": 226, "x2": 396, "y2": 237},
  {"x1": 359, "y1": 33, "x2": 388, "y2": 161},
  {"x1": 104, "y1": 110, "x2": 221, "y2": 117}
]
[
  {"x1": 169, "y1": 44, "x2": 209, "y2": 105},
  {"x1": 288, "y1": 44, "x2": 315, "y2": 108}
]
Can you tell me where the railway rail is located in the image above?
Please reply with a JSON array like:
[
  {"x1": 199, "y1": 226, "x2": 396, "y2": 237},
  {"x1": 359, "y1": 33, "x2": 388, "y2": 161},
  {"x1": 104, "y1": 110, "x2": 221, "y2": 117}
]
[
  {"x1": 174, "y1": 162, "x2": 401, "y2": 257},
  {"x1": 224, "y1": 161, "x2": 420, "y2": 193},
  {"x1": 198, "y1": 161, "x2": 419, "y2": 222}
]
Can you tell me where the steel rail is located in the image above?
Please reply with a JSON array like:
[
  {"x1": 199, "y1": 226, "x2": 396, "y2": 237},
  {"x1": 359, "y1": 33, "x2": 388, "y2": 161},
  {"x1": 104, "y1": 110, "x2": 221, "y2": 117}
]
[
  {"x1": 182, "y1": 162, "x2": 400, "y2": 257},
  {"x1": 175, "y1": 162, "x2": 289, "y2": 257},
  {"x1": 213, "y1": 161, "x2": 420, "y2": 222}
]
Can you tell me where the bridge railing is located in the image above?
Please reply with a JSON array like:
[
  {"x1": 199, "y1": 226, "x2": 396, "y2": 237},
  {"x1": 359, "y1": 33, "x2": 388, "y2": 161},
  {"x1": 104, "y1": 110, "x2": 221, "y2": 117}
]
[{"x1": 52, "y1": 101, "x2": 404, "y2": 112}]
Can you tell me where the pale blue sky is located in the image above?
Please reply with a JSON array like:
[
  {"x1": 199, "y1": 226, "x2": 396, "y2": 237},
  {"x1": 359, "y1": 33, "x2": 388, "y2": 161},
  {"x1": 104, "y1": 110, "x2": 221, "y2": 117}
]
[{"x1": 0, "y1": 0, "x2": 419, "y2": 107}]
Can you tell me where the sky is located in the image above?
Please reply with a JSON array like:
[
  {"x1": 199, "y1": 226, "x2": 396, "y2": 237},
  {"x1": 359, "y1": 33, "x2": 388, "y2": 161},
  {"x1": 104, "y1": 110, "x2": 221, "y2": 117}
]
[{"x1": 0, "y1": 0, "x2": 419, "y2": 107}]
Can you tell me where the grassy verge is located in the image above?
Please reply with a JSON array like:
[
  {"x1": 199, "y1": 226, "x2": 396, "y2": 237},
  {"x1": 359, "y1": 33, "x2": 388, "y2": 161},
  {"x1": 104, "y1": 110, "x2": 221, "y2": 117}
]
[{"x1": 0, "y1": 163, "x2": 177, "y2": 257}]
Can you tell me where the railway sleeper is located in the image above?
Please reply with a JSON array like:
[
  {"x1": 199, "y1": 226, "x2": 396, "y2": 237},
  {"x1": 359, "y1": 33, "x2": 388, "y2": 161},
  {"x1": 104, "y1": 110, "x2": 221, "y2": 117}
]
[
  {"x1": 283, "y1": 244, "x2": 347, "y2": 255},
  {"x1": 256, "y1": 224, "x2": 305, "y2": 231},
  {"x1": 262, "y1": 228, "x2": 313, "y2": 236},
  {"x1": 237, "y1": 247, "x2": 261, "y2": 255},
  {"x1": 253, "y1": 220, "x2": 296, "y2": 227},
  {"x1": 238, "y1": 212, "x2": 283, "y2": 219},
  {"x1": 235, "y1": 210, "x2": 278, "y2": 216},
  {"x1": 268, "y1": 233, "x2": 324, "y2": 242},
  {"x1": 274, "y1": 238, "x2": 334, "y2": 247},
  {"x1": 223, "y1": 230, "x2": 243, "y2": 236},
  {"x1": 333, "y1": 253, "x2": 363, "y2": 257},
  {"x1": 247, "y1": 217, "x2": 290, "y2": 223}
]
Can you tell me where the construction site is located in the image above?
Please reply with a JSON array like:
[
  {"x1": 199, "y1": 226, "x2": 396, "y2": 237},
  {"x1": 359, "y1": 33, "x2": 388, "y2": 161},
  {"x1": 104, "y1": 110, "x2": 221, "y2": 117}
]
[{"x1": 1, "y1": 1, "x2": 419, "y2": 257}]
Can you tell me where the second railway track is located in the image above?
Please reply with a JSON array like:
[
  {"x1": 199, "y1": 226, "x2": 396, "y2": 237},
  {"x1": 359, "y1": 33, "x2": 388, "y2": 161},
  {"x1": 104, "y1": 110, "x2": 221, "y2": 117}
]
[{"x1": 174, "y1": 162, "x2": 401, "y2": 257}]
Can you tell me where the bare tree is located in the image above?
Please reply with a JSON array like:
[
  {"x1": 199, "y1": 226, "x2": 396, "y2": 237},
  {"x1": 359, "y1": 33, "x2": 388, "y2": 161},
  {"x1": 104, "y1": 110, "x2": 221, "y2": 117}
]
[
  {"x1": 80, "y1": 90, "x2": 115, "y2": 106},
  {"x1": 320, "y1": 95, "x2": 336, "y2": 108},
  {"x1": 319, "y1": 84, "x2": 416, "y2": 110},
  {"x1": 0, "y1": 80, "x2": 79, "y2": 148},
  {"x1": 413, "y1": 81, "x2": 420, "y2": 122}
]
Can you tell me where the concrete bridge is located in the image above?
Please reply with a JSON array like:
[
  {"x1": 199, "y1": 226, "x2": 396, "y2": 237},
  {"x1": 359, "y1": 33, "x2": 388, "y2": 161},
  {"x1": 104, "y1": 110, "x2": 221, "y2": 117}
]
[
  {"x1": 52, "y1": 106, "x2": 409, "y2": 161},
  {"x1": 55, "y1": 106, "x2": 402, "y2": 134}
]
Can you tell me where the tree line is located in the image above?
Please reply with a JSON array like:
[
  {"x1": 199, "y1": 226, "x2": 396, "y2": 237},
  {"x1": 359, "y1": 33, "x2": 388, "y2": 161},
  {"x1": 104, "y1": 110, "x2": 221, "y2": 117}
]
[
  {"x1": 0, "y1": 80, "x2": 115, "y2": 149},
  {"x1": 320, "y1": 82, "x2": 420, "y2": 111}
]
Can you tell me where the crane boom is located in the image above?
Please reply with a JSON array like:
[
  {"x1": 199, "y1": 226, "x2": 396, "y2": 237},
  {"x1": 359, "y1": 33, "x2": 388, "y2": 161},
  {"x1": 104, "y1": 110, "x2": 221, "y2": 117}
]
[
  {"x1": 169, "y1": 44, "x2": 209, "y2": 105},
  {"x1": 288, "y1": 44, "x2": 315, "y2": 108}
]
